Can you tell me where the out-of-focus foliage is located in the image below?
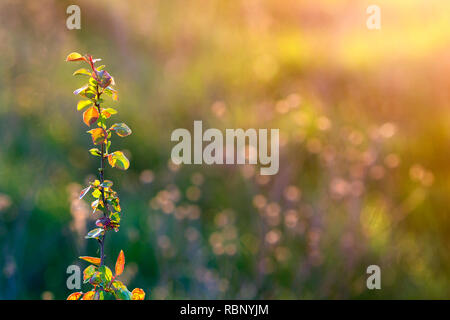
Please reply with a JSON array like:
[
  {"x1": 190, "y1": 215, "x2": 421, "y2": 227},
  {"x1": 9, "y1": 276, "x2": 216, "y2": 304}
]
[{"x1": 0, "y1": 0, "x2": 450, "y2": 299}]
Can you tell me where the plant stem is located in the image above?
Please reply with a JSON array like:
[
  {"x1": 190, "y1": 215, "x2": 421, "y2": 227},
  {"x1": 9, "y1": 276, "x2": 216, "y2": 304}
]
[
  {"x1": 99, "y1": 138, "x2": 107, "y2": 266},
  {"x1": 99, "y1": 233, "x2": 106, "y2": 266},
  {"x1": 95, "y1": 82, "x2": 109, "y2": 267}
]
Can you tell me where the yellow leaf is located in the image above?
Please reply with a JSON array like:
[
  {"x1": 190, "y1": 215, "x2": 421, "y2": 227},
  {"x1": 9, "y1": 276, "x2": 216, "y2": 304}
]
[
  {"x1": 131, "y1": 288, "x2": 145, "y2": 300},
  {"x1": 67, "y1": 292, "x2": 83, "y2": 300},
  {"x1": 108, "y1": 151, "x2": 130, "y2": 170},
  {"x1": 73, "y1": 68, "x2": 92, "y2": 76},
  {"x1": 66, "y1": 52, "x2": 86, "y2": 62},
  {"x1": 101, "y1": 108, "x2": 117, "y2": 119},
  {"x1": 77, "y1": 100, "x2": 92, "y2": 111},
  {"x1": 115, "y1": 250, "x2": 125, "y2": 276},
  {"x1": 79, "y1": 256, "x2": 101, "y2": 265},
  {"x1": 92, "y1": 188, "x2": 102, "y2": 198}
]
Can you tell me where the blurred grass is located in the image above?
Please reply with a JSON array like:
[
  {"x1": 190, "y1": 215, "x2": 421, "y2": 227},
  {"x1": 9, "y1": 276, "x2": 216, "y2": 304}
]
[{"x1": 1, "y1": 0, "x2": 450, "y2": 299}]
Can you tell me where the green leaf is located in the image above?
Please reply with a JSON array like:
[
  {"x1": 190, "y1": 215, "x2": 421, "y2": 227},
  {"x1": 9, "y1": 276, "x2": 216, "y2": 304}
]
[
  {"x1": 73, "y1": 68, "x2": 92, "y2": 77},
  {"x1": 107, "y1": 151, "x2": 130, "y2": 170},
  {"x1": 89, "y1": 77, "x2": 98, "y2": 86},
  {"x1": 101, "y1": 180, "x2": 113, "y2": 187},
  {"x1": 115, "y1": 288, "x2": 132, "y2": 300},
  {"x1": 89, "y1": 272, "x2": 102, "y2": 285},
  {"x1": 85, "y1": 228, "x2": 104, "y2": 239},
  {"x1": 111, "y1": 280, "x2": 132, "y2": 300},
  {"x1": 77, "y1": 100, "x2": 92, "y2": 111},
  {"x1": 84, "y1": 91, "x2": 96, "y2": 100},
  {"x1": 110, "y1": 123, "x2": 132, "y2": 137},
  {"x1": 110, "y1": 212, "x2": 121, "y2": 224},
  {"x1": 83, "y1": 265, "x2": 98, "y2": 283},
  {"x1": 98, "y1": 265, "x2": 113, "y2": 284}
]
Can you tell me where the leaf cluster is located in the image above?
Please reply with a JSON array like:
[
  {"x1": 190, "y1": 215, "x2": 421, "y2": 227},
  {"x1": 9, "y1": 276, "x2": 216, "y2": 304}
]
[{"x1": 65, "y1": 52, "x2": 144, "y2": 300}]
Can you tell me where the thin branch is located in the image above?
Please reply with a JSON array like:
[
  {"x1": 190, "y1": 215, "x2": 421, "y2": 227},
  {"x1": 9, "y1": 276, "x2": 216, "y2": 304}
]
[{"x1": 93, "y1": 80, "x2": 109, "y2": 267}]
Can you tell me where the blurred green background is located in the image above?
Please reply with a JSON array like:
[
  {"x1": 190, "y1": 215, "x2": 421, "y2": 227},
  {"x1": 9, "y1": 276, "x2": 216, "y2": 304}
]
[{"x1": 1, "y1": 0, "x2": 450, "y2": 299}]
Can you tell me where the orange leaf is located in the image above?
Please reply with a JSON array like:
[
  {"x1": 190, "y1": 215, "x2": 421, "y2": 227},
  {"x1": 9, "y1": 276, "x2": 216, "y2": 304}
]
[
  {"x1": 67, "y1": 292, "x2": 83, "y2": 300},
  {"x1": 81, "y1": 291, "x2": 96, "y2": 300},
  {"x1": 79, "y1": 256, "x2": 101, "y2": 265},
  {"x1": 131, "y1": 288, "x2": 145, "y2": 300},
  {"x1": 83, "y1": 106, "x2": 99, "y2": 126},
  {"x1": 87, "y1": 128, "x2": 107, "y2": 145},
  {"x1": 101, "y1": 110, "x2": 111, "y2": 119},
  {"x1": 66, "y1": 52, "x2": 86, "y2": 62},
  {"x1": 115, "y1": 250, "x2": 125, "y2": 276}
]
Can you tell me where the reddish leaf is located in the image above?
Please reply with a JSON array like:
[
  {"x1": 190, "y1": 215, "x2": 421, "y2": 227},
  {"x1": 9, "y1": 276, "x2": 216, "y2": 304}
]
[
  {"x1": 81, "y1": 291, "x2": 96, "y2": 300},
  {"x1": 67, "y1": 292, "x2": 83, "y2": 300},
  {"x1": 115, "y1": 250, "x2": 125, "y2": 276},
  {"x1": 79, "y1": 256, "x2": 101, "y2": 265},
  {"x1": 95, "y1": 70, "x2": 113, "y2": 88},
  {"x1": 96, "y1": 216, "x2": 110, "y2": 228}
]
